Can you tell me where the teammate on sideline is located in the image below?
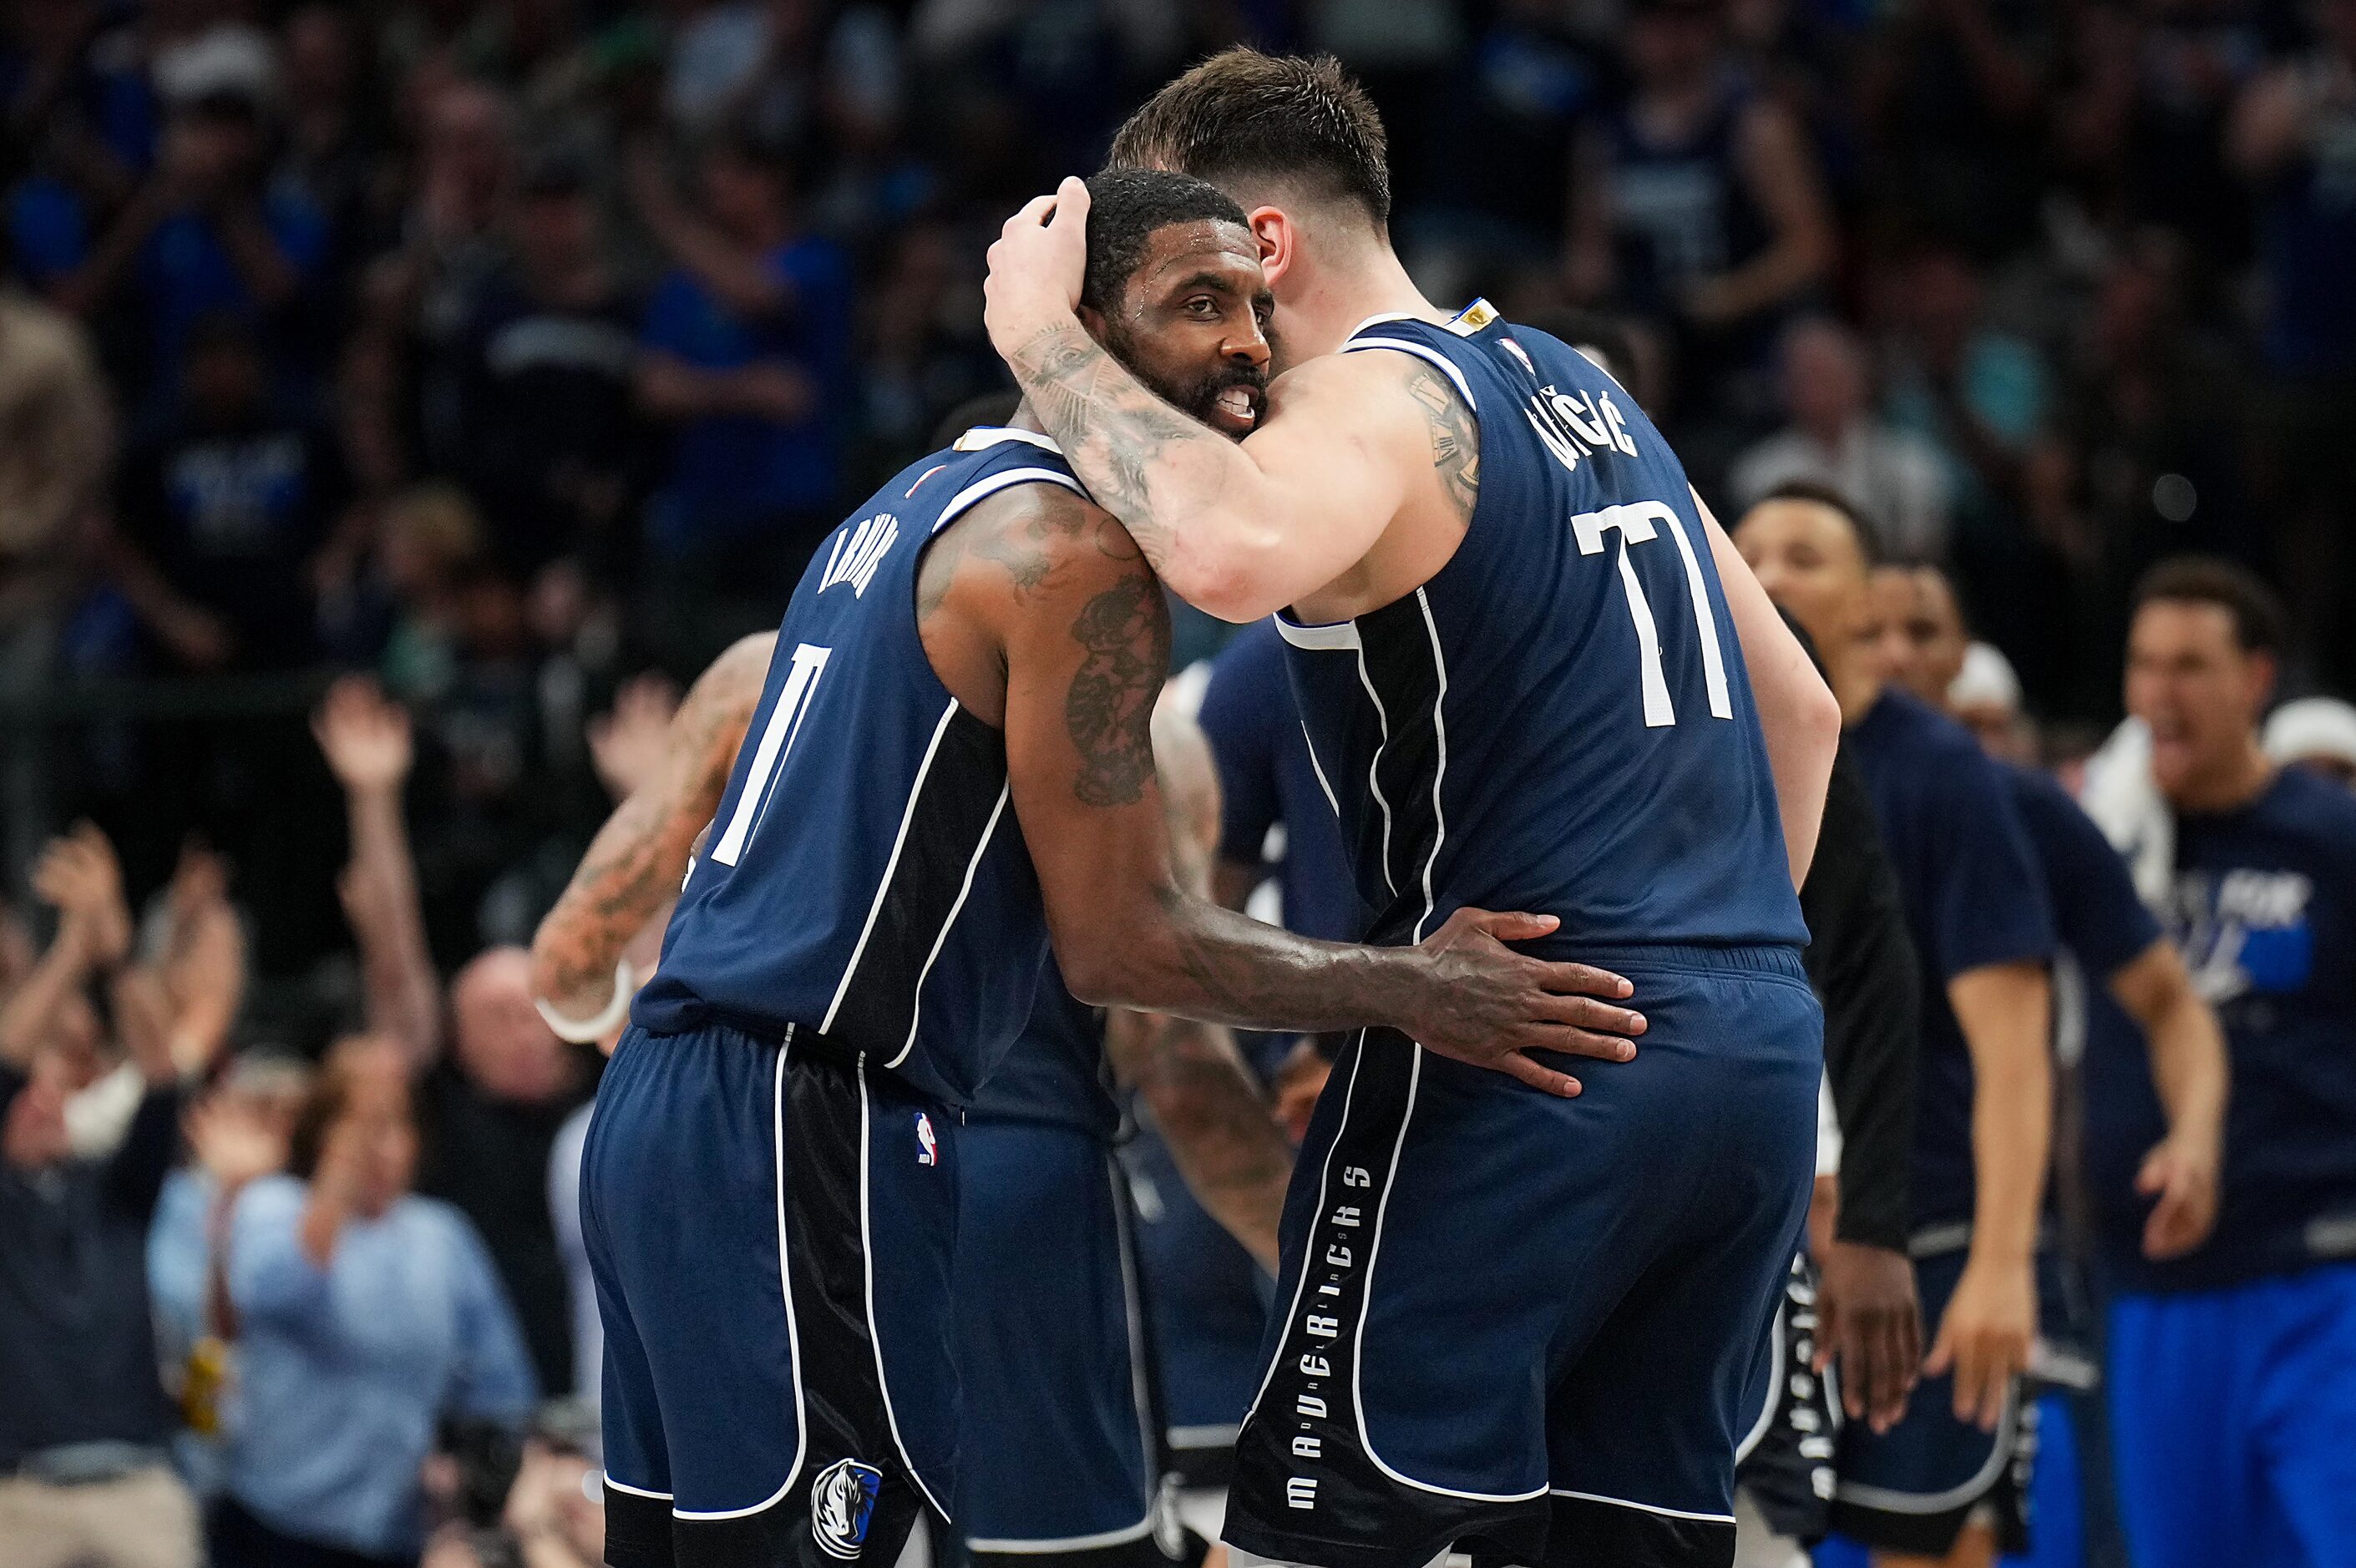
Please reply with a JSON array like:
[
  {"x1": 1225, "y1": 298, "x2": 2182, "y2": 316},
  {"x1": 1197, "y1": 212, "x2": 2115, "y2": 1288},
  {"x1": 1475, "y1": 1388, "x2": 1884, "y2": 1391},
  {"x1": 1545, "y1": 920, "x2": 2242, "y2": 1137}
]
[
  {"x1": 580, "y1": 168, "x2": 1649, "y2": 1568},
  {"x1": 532, "y1": 631, "x2": 1290, "y2": 1568},
  {"x1": 2081, "y1": 559, "x2": 2356, "y2": 1568},
  {"x1": 1732, "y1": 485, "x2": 2054, "y2": 1568},
  {"x1": 985, "y1": 50, "x2": 1843, "y2": 1568}
]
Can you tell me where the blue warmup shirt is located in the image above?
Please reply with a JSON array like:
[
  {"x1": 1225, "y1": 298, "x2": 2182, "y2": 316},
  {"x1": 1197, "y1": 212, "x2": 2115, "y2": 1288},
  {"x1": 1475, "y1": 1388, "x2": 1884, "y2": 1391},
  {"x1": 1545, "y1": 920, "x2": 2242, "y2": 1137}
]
[
  {"x1": 2085, "y1": 766, "x2": 2356, "y2": 1292},
  {"x1": 1198, "y1": 620, "x2": 1368, "y2": 943},
  {"x1": 1278, "y1": 304, "x2": 1807, "y2": 956},
  {"x1": 2009, "y1": 763, "x2": 2161, "y2": 984},
  {"x1": 1846, "y1": 689, "x2": 2056, "y2": 1234},
  {"x1": 966, "y1": 957, "x2": 1120, "y2": 1141},
  {"x1": 636, "y1": 428, "x2": 1082, "y2": 1108}
]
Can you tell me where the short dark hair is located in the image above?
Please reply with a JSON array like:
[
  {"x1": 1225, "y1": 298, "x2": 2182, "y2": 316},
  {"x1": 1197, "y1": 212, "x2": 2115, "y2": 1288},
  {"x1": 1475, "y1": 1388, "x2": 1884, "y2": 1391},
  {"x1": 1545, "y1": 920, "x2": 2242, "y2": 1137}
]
[
  {"x1": 1107, "y1": 49, "x2": 1391, "y2": 226},
  {"x1": 2133, "y1": 556, "x2": 2284, "y2": 655},
  {"x1": 1756, "y1": 478, "x2": 1881, "y2": 566},
  {"x1": 1080, "y1": 168, "x2": 1250, "y2": 316}
]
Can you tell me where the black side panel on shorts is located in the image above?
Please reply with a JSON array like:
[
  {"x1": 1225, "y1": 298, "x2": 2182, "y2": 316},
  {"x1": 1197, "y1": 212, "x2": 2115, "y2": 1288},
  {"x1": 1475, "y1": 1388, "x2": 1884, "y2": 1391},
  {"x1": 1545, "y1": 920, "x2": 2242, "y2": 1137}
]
[
  {"x1": 1224, "y1": 1030, "x2": 1550, "y2": 1568},
  {"x1": 1353, "y1": 595, "x2": 1447, "y2": 946}
]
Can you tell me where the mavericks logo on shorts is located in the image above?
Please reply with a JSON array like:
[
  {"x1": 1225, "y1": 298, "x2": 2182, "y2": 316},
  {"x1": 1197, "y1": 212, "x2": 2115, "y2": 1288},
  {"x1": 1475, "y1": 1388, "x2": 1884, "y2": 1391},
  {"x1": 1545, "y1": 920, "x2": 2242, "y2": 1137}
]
[
  {"x1": 812, "y1": 1459, "x2": 883, "y2": 1559},
  {"x1": 914, "y1": 1111, "x2": 938, "y2": 1166}
]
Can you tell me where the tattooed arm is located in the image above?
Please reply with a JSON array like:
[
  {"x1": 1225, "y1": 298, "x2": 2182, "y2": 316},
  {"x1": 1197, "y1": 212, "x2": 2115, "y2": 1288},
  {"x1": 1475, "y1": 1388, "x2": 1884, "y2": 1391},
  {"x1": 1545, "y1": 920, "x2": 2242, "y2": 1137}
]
[
  {"x1": 529, "y1": 634, "x2": 774, "y2": 1023},
  {"x1": 982, "y1": 183, "x2": 1450, "y2": 622},
  {"x1": 924, "y1": 483, "x2": 1647, "y2": 1095},
  {"x1": 1102, "y1": 699, "x2": 1293, "y2": 1270}
]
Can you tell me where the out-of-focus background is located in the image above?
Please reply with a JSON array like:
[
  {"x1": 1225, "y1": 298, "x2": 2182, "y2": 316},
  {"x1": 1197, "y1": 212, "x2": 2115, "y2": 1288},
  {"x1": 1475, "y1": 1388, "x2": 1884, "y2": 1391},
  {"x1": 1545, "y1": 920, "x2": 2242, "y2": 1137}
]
[{"x1": 2, "y1": 2, "x2": 2353, "y2": 1566}]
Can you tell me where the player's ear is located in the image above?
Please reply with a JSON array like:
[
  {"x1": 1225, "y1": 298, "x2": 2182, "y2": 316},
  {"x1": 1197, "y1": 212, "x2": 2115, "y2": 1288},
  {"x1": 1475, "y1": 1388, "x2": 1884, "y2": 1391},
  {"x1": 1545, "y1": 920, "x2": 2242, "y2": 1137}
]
[{"x1": 1249, "y1": 206, "x2": 1297, "y2": 291}]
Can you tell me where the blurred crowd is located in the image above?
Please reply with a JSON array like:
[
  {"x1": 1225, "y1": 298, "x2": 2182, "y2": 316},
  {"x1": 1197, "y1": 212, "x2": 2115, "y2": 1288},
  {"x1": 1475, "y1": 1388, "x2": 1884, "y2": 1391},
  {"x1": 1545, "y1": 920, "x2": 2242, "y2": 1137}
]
[{"x1": 5, "y1": 0, "x2": 2356, "y2": 1565}]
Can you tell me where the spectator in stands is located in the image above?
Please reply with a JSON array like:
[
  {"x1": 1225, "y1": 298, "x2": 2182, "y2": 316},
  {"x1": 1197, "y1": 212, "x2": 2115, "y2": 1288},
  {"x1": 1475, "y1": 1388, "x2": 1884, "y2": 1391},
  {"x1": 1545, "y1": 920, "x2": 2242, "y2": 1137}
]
[
  {"x1": 0, "y1": 283, "x2": 112, "y2": 645},
  {"x1": 0, "y1": 824, "x2": 203, "y2": 1568},
  {"x1": 2233, "y1": 0, "x2": 2356, "y2": 692},
  {"x1": 62, "y1": 84, "x2": 329, "y2": 414},
  {"x1": 211, "y1": 1035, "x2": 536, "y2": 1568},
  {"x1": 1858, "y1": 0, "x2": 2053, "y2": 259},
  {"x1": 110, "y1": 310, "x2": 352, "y2": 675},
  {"x1": 456, "y1": 145, "x2": 643, "y2": 584},
  {"x1": 1734, "y1": 317, "x2": 1953, "y2": 564},
  {"x1": 317, "y1": 675, "x2": 597, "y2": 1397},
  {"x1": 1565, "y1": 0, "x2": 1832, "y2": 451},
  {"x1": 630, "y1": 122, "x2": 852, "y2": 675}
]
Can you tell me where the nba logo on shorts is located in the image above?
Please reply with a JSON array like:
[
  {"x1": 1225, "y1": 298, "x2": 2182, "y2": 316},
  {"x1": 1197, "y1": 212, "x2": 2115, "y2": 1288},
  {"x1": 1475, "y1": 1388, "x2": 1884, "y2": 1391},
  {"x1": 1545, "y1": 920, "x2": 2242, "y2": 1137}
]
[
  {"x1": 914, "y1": 1111, "x2": 938, "y2": 1166},
  {"x1": 811, "y1": 1459, "x2": 882, "y2": 1559}
]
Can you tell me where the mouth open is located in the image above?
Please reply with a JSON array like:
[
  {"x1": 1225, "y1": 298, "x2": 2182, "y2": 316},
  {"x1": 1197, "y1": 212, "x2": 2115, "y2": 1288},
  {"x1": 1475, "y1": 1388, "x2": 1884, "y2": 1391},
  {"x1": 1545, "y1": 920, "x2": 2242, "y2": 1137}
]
[{"x1": 1208, "y1": 383, "x2": 1262, "y2": 435}]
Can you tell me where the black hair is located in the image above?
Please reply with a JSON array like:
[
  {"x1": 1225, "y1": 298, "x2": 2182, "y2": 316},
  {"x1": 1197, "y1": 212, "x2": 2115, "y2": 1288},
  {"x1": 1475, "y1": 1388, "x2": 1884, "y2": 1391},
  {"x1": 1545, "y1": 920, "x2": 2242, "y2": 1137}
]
[
  {"x1": 1757, "y1": 478, "x2": 1882, "y2": 567},
  {"x1": 1079, "y1": 168, "x2": 1250, "y2": 316},
  {"x1": 1107, "y1": 48, "x2": 1391, "y2": 226},
  {"x1": 2133, "y1": 556, "x2": 2285, "y2": 656}
]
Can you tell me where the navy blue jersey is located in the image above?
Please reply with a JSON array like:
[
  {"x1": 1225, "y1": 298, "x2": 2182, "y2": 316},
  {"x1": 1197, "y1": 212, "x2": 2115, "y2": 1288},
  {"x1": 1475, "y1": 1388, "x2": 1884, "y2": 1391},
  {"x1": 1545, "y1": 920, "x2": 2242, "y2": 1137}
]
[
  {"x1": 2085, "y1": 767, "x2": 2356, "y2": 1291},
  {"x1": 1277, "y1": 304, "x2": 1806, "y2": 956},
  {"x1": 1198, "y1": 620, "x2": 1367, "y2": 942},
  {"x1": 2009, "y1": 765, "x2": 2161, "y2": 982},
  {"x1": 635, "y1": 428, "x2": 1081, "y2": 1107},
  {"x1": 966, "y1": 959, "x2": 1120, "y2": 1141},
  {"x1": 1846, "y1": 690, "x2": 2056, "y2": 1234}
]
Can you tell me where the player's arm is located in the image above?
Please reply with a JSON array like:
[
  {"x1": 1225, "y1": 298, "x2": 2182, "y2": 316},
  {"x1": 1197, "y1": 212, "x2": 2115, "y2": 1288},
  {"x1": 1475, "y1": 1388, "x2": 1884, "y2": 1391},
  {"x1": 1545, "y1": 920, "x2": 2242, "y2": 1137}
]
[
  {"x1": 529, "y1": 634, "x2": 772, "y2": 1032},
  {"x1": 945, "y1": 486, "x2": 1648, "y2": 1094},
  {"x1": 1103, "y1": 701, "x2": 1293, "y2": 1271},
  {"x1": 2107, "y1": 938, "x2": 2227, "y2": 1260},
  {"x1": 1934, "y1": 960, "x2": 2051, "y2": 1431},
  {"x1": 1695, "y1": 488, "x2": 1842, "y2": 884},
  {"x1": 982, "y1": 180, "x2": 1420, "y2": 622}
]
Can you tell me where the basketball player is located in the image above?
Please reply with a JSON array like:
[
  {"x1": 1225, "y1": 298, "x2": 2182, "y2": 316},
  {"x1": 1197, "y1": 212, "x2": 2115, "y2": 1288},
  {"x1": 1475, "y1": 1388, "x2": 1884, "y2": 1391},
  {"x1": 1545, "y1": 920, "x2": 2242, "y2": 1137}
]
[
  {"x1": 1732, "y1": 486, "x2": 2054, "y2": 1568},
  {"x1": 578, "y1": 169, "x2": 1647, "y2": 1568},
  {"x1": 984, "y1": 51, "x2": 1843, "y2": 1568},
  {"x1": 532, "y1": 640, "x2": 1287, "y2": 1568}
]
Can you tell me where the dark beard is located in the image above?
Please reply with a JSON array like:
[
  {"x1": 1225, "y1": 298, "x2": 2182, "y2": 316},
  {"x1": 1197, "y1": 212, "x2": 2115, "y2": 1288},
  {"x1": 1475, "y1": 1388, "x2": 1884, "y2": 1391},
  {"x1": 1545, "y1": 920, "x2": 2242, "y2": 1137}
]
[{"x1": 1106, "y1": 326, "x2": 1265, "y2": 437}]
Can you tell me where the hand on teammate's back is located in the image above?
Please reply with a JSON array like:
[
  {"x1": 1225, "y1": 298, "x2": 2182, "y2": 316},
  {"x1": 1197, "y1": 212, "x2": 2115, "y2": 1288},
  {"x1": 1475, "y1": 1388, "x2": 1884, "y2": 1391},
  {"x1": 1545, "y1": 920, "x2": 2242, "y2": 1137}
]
[
  {"x1": 1404, "y1": 908, "x2": 1645, "y2": 1096},
  {"x1": 1922, "y1": 1255, "x2": 2034, "y2": 1431}
]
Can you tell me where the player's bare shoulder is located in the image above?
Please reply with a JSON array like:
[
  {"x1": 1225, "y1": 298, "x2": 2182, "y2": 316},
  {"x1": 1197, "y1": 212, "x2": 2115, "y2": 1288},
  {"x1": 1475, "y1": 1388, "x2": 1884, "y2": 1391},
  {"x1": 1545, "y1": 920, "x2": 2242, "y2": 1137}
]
[
  {"x1": 1261, "y1": 343, "x2": 1478, "y2": 526},
  {"x1": 916, "y1": 475, "x2": 1168, "y2": 731}
]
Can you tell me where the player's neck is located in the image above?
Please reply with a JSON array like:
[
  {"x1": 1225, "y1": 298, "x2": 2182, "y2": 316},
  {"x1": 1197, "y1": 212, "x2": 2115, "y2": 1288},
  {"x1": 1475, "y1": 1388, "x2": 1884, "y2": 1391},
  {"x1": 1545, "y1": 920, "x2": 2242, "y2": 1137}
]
[
  {"x1": 1287, "y1": 245, "x2": 1447, "y2": 360},
  {"x1": 2166, "y1": 738, "x2": 2277, "y2": 816},
  {"x1": 1006, "y1": 399, "x2": 1054, "y2": 438}
]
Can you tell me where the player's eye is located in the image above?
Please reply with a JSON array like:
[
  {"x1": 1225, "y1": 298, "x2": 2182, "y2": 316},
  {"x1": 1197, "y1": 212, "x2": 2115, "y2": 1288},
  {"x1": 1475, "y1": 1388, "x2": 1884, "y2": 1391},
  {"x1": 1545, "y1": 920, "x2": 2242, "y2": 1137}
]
[{"x1": 1183, "y1": 296, "x2": 1218, "y2": 318}]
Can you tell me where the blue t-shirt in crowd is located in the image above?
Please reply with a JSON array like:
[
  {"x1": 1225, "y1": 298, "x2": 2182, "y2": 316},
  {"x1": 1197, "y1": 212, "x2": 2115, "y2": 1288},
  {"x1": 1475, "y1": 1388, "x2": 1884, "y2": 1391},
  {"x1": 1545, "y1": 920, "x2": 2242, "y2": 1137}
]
[
  {"x1": 1195, "y1": 619, "x2": 1367, "y2": 943},
  {"x1": 640, "y1": 234, "x2": 853, "y2": 550},
  {"x1": 2085, "y1": 767, "x2": 2356, "y2": 1292},
  {"x1": 225, "y1": 1176, "x2": 535, "y2": 1557},
  {"x1": 1846, "y1": 688, "x2": 2057, "y2": 1237},
  {"x1": 137, "y1": 194, "x2": 329, "y2": 395}
]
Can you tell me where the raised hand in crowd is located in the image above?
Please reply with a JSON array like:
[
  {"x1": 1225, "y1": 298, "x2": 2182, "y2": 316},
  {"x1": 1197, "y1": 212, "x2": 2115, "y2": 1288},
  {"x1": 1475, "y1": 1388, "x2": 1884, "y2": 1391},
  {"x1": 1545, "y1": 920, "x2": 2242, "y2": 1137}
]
[
  {"x1": 588, "y1": 674, "x2": 683, "y2": 802},
  {"x1": 317, "y1": 678, "x2": 440, "y2": 1069}
]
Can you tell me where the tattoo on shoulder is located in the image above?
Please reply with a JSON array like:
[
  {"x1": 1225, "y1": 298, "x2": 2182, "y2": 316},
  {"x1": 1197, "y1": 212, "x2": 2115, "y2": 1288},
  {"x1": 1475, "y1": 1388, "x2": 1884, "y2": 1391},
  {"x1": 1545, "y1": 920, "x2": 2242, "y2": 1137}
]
[
  {"x1": 1065, "y1": 564, "x2": 1168, "y2": 807},
  {"x1": 920, "y1": 486, "x2": 1135, "y2": 625},
  {"x1": 1403, "y1": 362, "x2": 1480, "y2": 524}
]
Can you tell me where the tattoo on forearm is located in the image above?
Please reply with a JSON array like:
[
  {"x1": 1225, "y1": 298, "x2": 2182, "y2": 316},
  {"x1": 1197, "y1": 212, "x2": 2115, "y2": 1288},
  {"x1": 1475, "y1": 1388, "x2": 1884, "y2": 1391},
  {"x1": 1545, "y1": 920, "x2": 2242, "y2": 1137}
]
[
  {"x1": 1404, "y1": 363, "x2": 1479, "y2": 523},
  {"x1": 1065, "y1": 569, "x2": 1168, "y2": 806},
  {"x1": 1006, "y1": 321, "x2": 1209, "y2": 569}
]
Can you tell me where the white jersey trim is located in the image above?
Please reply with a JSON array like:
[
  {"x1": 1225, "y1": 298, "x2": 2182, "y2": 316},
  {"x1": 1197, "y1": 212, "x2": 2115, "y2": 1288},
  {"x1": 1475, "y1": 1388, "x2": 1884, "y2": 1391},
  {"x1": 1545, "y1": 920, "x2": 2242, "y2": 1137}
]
[
  {"x1": 965, "y1": 1518, "x2": 1157, "y2": 1555},
  {"x1": 1734, "y1": 1286, "x2": 1782, "y2": 1464},
  {"x1": 859, "y1": 1060, "x2": 953, "y2": 1520},
  {"x1": 952, "y1": 426, "x2": 1065, "y2": 456},
  {"x1": 931, "y1": 466, "x2": 1087, "y2": 535},
  {"x1": 1411, "y1": 588, "x2": 1450, "y2": 942},
  {"x1": 1832, "y1": 1383, "x2": 2020, "y2": 1515},
  {"x1": 1350, "y1": 1044, "x2": 1548, "y2": 1503},
  {"x1": 1548, "y1": 1489, "x2": 1738, "y2": 1525},
  {"x1": 889, "y1": 781, "x2": 1011, "y2": 1070},
  {"x1": 602, "y1": 1475, "x2": 672, "y2": 1500},
  {"x1": 1352, "y1": 641, "x2": 1398, "y2": 898},
  {"x1": 1272, "y1": 614, "x2": 1360, "y2": 651},
  {"x1": 1340, "y1": 337, "x2": 1478, "y2": 416},
  {"x1": 823, "y1": 701, "x2": 959, "y2": 1035}
]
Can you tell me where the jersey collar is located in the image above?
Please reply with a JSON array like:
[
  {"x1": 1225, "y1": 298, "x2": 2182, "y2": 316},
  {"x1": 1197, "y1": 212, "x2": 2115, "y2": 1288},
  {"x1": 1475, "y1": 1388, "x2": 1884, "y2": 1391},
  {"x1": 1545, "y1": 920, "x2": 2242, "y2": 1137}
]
[{"x1": 952, "y1": 426, "x2": 1064, "y2": 455}]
